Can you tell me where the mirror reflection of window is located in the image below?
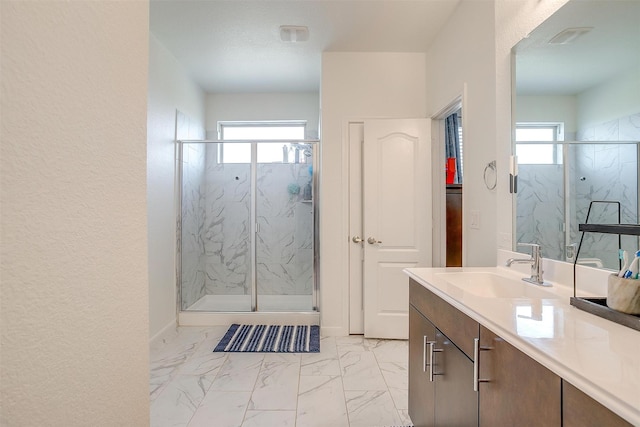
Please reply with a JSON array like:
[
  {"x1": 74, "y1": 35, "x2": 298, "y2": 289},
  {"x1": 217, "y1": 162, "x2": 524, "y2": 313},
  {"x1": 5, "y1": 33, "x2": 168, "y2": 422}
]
[{"x1": 515, "y1": 123, "x2": 564, "y2": 165}]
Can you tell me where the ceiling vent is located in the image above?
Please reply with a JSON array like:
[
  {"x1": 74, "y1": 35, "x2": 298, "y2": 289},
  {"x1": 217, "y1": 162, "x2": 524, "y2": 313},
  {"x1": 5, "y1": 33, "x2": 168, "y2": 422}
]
[
  {"x1": 548, "y1": 27, "x2": 593, "y2": 45},
  {"x1": 280, "y1": 26, "x2": 309, "y2": 43}
]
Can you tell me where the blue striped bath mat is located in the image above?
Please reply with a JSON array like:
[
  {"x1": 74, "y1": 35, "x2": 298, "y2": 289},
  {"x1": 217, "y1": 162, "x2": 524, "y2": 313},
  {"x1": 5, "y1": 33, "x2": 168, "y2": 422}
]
[{"x1": 213, "y1": 324, "x2": 320, "y2": 353}]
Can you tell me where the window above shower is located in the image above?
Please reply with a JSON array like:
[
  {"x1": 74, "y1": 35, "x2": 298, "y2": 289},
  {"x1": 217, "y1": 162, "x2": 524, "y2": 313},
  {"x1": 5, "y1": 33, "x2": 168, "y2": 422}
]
[
  {"x1": 218, "y1": 121, "x2": 310, "y2": 164},
  {"x1": 515, "y1": 122, "x2": 564, "y2": 165}
]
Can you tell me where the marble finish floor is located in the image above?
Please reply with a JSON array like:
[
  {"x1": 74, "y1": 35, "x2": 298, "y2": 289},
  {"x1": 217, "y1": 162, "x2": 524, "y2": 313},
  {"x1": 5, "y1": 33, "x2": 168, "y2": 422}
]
[{"x1": 150, "y1": 326, "x2": 412, "y2": 427}]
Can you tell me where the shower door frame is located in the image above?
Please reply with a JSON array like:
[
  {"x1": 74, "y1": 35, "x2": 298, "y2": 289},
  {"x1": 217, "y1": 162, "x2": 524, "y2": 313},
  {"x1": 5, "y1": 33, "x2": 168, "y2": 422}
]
[{"x1": 175, "y1": 139, "x2": 320, "y2": 315}]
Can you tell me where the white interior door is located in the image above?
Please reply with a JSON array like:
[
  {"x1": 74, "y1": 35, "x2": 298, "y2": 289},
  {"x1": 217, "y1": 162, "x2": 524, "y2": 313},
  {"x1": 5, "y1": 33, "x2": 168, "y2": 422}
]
[{"x1": 362, "y1": 119, "x2": 431, "y2": 339}]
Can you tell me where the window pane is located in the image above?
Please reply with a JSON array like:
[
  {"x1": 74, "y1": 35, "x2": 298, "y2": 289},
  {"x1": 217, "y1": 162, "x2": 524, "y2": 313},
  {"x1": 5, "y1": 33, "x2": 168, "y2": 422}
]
[
  {"x1": 221, "y1": 143, "x2": 250, "y2": 163},
  {"x1": 516, "y1": 144, "x2": 555, "y2": 164},
  {"x1": 515, "y1": 128, "x2": 556, "y2": 142},
  {"x1": 223, "y1": 126, "x2": 304, "y2": 141}
]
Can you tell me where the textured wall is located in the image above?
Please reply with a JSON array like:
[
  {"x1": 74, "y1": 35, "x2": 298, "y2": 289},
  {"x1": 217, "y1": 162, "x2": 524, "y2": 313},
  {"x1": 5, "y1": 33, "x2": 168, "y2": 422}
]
[{"x1": 1, "y1": 1, "x2": 149, "y2": 425}]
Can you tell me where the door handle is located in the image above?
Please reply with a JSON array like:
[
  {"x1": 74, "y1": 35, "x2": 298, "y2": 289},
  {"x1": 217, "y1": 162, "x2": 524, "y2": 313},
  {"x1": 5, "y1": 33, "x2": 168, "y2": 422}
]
[
  {"x1": 352, "y1": 236, "x2": 363, "y2": 243},
  {"x1": 367, "y1": 237, "x2": 382, "y2": 244}
]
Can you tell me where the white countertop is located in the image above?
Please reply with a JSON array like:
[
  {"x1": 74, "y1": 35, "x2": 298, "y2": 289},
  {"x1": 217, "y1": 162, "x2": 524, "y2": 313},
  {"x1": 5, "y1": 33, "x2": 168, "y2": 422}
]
[{"x1": 405, "y1": 266, "x2": 640, "y2": 426}]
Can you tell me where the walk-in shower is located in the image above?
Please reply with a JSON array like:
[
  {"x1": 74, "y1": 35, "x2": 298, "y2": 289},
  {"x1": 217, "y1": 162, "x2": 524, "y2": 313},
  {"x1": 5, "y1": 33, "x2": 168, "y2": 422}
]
[
  {"x1": 516, "y1": 141, "x2": 640, "y2": 269},
  {"x1": 177, "y1": 139, "x2": 319, "y2": 324}
]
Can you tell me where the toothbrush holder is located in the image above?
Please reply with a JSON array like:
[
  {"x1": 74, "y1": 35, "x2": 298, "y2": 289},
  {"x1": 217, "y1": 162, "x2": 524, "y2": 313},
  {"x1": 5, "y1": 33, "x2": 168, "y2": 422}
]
[{"x1": 607, "y1": 274, "x2": 640, "y2": 315}]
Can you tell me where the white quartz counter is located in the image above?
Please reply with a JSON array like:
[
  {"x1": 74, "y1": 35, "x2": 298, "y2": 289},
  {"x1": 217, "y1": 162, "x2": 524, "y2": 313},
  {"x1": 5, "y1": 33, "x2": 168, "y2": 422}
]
[{"x1": 405, "y1": 266, "x2": 640, "y2": 426}]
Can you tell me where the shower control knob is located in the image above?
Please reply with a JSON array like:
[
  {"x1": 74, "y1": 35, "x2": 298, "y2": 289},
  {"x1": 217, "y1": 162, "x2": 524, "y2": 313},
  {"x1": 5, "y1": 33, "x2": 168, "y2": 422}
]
[
  {"x1": 367, "y1": 237, "x2": 382, "y2": 245},
  {"x1": 352, "y1": 236, "x2": 363, "y2": 243}
]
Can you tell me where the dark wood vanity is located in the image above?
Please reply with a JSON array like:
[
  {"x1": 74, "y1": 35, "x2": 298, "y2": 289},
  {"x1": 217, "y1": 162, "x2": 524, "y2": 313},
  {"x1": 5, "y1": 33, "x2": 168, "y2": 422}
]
[{"x1": 408, "y1": 278, "x2": 633, "y2": 427}]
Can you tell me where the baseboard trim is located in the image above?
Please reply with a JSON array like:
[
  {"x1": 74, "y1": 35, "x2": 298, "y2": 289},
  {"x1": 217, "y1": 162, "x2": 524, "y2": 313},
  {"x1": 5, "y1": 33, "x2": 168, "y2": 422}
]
[{"x1": 150, "y1": 318, "x2": 177, "y2": 347}]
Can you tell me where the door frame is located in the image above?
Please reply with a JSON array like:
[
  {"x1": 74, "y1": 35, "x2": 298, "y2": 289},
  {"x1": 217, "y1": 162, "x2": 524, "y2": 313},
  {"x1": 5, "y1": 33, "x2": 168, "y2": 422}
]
[{"x1": 432, "y1": 95, "x2": 465, "y2": 268}]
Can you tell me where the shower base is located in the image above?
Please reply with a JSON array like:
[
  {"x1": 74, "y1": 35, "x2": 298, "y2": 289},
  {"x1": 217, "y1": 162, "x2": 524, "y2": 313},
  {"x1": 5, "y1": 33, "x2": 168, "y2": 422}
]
[{"x1": 179, "y1": 294, "x2": 319, "y2": 326}]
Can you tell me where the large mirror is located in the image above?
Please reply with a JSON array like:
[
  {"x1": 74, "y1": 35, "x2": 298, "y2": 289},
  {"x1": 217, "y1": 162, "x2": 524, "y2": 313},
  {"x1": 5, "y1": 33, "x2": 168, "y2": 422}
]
[{"x1": 513, "y1": 0, "x2": 640, "y2": 271}]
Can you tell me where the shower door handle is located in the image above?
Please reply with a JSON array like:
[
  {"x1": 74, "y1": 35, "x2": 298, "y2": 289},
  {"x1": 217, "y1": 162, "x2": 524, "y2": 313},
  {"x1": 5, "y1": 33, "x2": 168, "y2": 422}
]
[{"x1": 352, "y1": 236, "x2": 363, "y2": 243}]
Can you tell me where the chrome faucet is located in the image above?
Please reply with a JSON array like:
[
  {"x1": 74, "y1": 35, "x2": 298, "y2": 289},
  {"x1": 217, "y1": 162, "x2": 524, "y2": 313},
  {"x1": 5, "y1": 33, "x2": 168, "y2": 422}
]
[{"x1": 506, "y1": 243, "x2": 550, "y2": 287}]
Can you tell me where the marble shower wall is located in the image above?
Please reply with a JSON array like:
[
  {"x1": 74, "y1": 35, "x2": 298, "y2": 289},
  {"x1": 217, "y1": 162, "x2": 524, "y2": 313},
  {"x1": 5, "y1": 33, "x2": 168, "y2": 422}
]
[
  {"x1": 255, "y1": 163, "x2": 314, "y2": 296},
  {"x1": 178, "y1": 111, "x2": 207, "y2": 310},
  {"x1": 569, "y1": 143, "x2": 639, "y2": 269},
  {"x1": 577, "y1": 112, "x2": 640, "y2": 142},
  {"x1": 202, "y1": 146, "x2": 252, "y2": 296},
  {"x1": 200, "y1": 146, "x2": 314, "y2": 298},
  {"x1": 516, "y1": 164, "x2": 565, "y2": 260}
]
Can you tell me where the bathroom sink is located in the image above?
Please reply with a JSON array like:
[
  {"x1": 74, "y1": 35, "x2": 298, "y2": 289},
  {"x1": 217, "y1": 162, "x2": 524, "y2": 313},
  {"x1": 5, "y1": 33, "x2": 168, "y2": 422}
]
[{"x1": 435, "y1": 272, "x2": 561, "y2": 299}]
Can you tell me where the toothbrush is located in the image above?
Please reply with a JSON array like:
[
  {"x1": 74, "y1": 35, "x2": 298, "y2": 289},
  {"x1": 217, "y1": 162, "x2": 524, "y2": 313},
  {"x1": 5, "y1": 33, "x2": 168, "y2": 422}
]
[
  {"x1": 618, "y1": 250, "x2": 630, "y2": 277},
  {"x1": 622, "y1": 250, "x2": 640, "y2": 279}
]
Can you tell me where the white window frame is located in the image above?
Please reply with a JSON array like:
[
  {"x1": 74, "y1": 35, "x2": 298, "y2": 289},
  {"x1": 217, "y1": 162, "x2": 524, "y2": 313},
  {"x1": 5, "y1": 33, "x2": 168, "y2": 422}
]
[{"x1": 515, "y1": 122, "x2": 564, "y2": 165}]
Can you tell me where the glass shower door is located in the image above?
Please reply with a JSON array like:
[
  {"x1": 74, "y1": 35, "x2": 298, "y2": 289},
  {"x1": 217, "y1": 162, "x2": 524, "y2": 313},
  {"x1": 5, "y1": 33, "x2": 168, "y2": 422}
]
[
  {"x1": 180, "y1": 141, "x2": 253, "y2": 312},
  {"x1": 255, "y1": 142, "x2": 315, "y2": 312},
  {"x1": 567, "y1": 142, "x2": 639, "y2": 270}
]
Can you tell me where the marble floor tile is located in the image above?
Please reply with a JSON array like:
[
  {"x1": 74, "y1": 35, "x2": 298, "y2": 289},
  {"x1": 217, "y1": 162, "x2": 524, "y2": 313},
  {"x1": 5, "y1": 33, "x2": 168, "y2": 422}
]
[
  {"x1": 187, "y1": 390, "x2": 251, "y2": 427},
  {"x1": 242, "y1": 410, "x2": 296, "y2": 427},
  {"x1": 340, "y1": 350, "x2": 388, "y2": 390},
  {"x1": 209, "y1": 353, "x2": 264, "y2": 391},
  {"x1": 150, "y1": 327, "x2": 413, "y2": 427},
  {"x1": 297, "y1": 375, "x2": 349, "y2": 427},
  {"x1": 249, "y1": 354, "x2": 301, "y2": 410},
  {"x1": 379, "y1": 361, "x2": 409, "y2": 410},
  {"x1": 345, "y1": 390, "x2": 403, "y2": 427},
  {"x1": 151, "y1": 375, "x2": 214, "y2": 427}
]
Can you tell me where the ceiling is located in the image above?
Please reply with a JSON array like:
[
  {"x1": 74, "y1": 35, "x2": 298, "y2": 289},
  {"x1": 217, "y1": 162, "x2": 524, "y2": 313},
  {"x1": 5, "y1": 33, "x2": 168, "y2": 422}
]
[
  {"x1": 515, "y1": 0, "x2": 640, "y2": 95},
  {"x1": 150, "y1": 0, "x2": 460, "y2": 94}
]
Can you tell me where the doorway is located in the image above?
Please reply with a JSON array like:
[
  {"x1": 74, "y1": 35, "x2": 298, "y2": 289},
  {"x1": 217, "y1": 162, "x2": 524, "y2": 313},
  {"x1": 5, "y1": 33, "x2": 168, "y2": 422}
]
[{"x1": 432, "y1": 100, "x2": 464, "y2": 268}]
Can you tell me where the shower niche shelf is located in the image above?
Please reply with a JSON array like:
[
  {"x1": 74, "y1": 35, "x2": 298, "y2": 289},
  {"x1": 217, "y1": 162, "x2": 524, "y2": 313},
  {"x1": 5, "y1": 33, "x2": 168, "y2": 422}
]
[{"x1": 571, "y1": 210, "x2": 640, "y2": 332}]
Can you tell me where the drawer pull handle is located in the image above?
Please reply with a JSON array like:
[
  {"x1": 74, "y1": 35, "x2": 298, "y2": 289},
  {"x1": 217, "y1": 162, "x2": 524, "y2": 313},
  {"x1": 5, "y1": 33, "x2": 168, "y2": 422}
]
[
  {"x1": 428, "y1": 341, "x2": 444, "y2": 382},
  {"x1": 473, "y1": 337, "x2": 491, "y2": 391},
  {"x1": 422, "y1": 335, "x2": 428, "y2": 372}
]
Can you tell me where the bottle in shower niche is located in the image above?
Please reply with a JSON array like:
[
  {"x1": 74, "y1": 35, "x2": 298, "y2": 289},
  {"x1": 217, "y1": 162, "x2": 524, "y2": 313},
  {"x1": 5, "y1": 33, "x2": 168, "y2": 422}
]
[{"x1": 303, "y1": 181, "x2": 312, "y2": 200}]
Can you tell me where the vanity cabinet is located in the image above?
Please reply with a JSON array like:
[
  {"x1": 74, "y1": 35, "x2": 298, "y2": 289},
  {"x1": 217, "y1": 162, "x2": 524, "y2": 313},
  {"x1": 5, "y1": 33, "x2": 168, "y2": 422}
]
[
  {"x1": 478, "y1": 325, "x2": 561, "y2": 426},
  {"x1": 562, "y1": 381, "x2": 632, "y2": 427},
  {"x1": 410, "y1": 278, "x2": 561, "y2": 427},
  {"x1": 409, "y1": 280, "x2": 479, "y2": 427}
]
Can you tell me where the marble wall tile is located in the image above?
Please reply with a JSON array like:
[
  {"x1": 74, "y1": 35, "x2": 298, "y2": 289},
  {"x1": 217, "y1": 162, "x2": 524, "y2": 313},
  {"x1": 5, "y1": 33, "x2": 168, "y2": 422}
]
[
  {"x1": 181, "y1": 142, "x2": 207, "y2": 309},
  {"x1": 571, "y1": 143, "x2": 639, "y2": 268},
  {"x1": 578, "y1": 111, "x2": 640, "y2": 142},
  {"x1": 516, "y1": 164, "x2": 565, "y2": 260},
  {"x1": 620, "y1": 113, "x2": 640, "y2": 141}
]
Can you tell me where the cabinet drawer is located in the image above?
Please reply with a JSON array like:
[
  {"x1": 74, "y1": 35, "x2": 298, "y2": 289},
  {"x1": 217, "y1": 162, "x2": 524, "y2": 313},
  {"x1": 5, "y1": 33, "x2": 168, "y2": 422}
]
[{"x1": 410, "y1": 278, "x2": 479, "y2": 359}]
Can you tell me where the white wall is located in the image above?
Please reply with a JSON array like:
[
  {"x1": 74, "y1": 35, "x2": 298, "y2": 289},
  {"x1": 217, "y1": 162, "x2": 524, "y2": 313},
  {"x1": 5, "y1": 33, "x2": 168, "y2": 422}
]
[
  {"x1": 320, "y1": 52, "x2": 427, "y2": 335},
  {"x1": 205, "y1": 92, "x2": 320, "y2": 140},
  {"x1": 427, "y1": 0, "x2": 498, "y2": 267},
  {"x1": 1, "y1": 1, "x2": 149, "y2": 425},
  {"x1": 577, "y1": 66, "x2": 640, "y2": 130},
  {"x1": 148, "y1": 35, "x2": 205, "y2": 340},
  {"x1": 516, "y1": 95, "x2": 577, "y2": 137},
  {"x1": 427, "y1": 0, "x2": 568, "y2": 267}
]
